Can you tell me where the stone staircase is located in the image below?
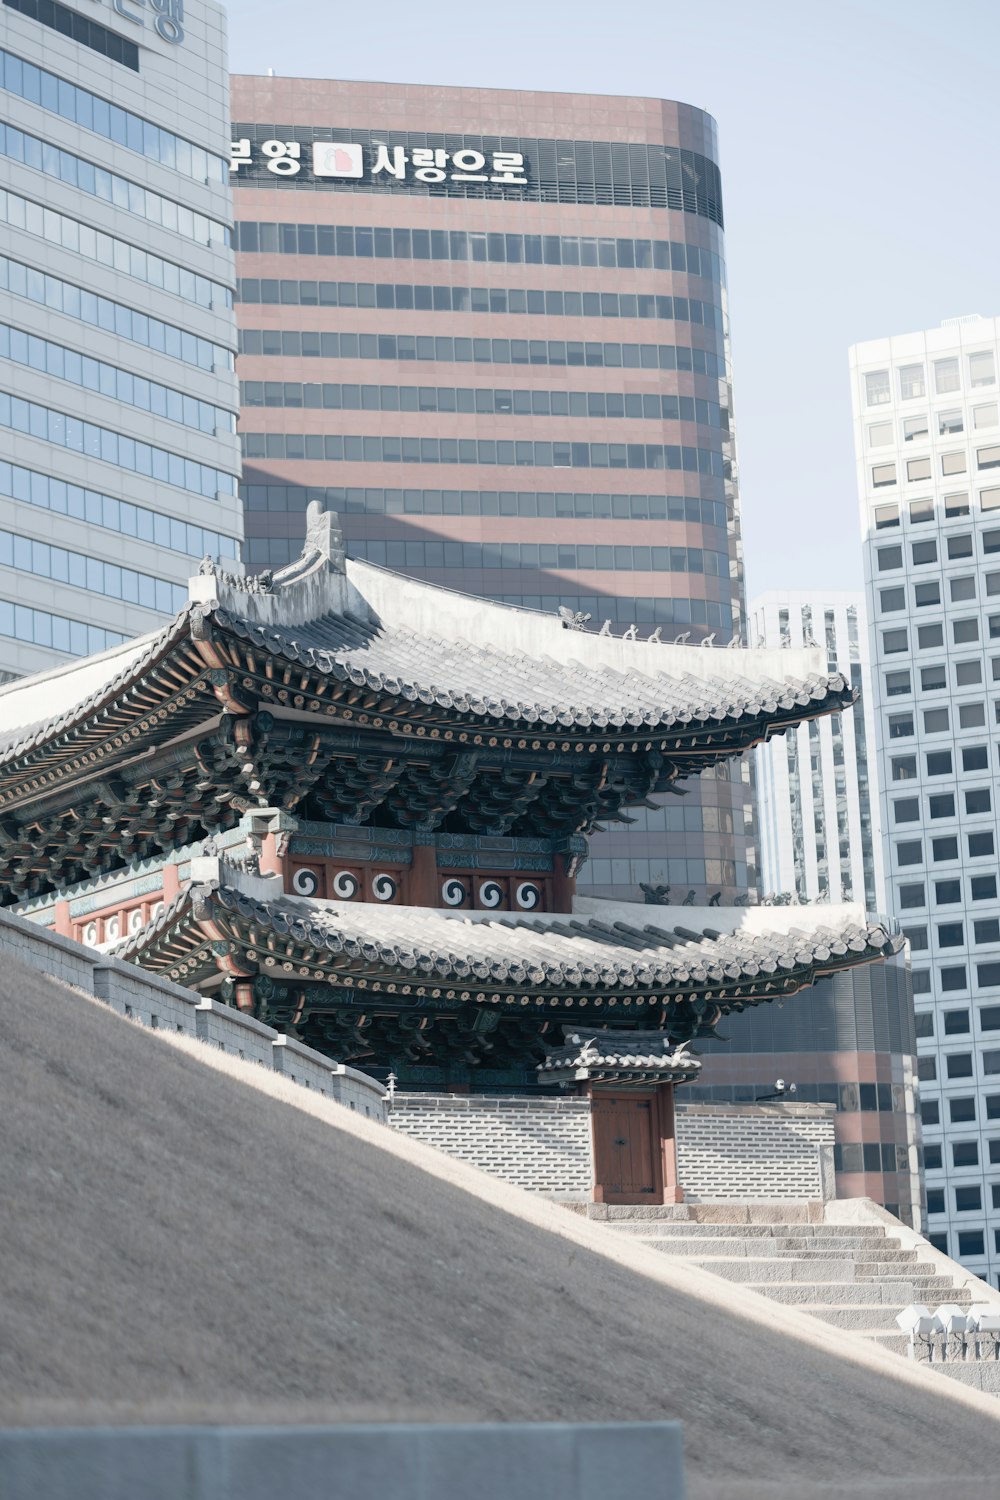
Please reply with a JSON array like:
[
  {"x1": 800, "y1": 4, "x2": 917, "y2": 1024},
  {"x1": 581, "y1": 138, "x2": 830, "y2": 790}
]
[{"x1": 585, "y1": 1205, "x2": 1000, "y2": 1393}]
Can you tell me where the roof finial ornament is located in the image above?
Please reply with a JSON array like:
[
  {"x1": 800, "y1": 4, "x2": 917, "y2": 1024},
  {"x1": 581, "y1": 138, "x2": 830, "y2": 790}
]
[
  {"x1": 701, "y1": 633, "x2": 716, "y2": 648},
  {"x1": 672, "y1": 631, "x2": 690, "y2": 646},
  {"x1": 623, "y1": 623, "x2": 638, "y2": 641},
  {"x1": 647, "y1": 627, "x2": 662, "y2": 643},
  {"x1": 198, "y1": 555, "x2": 215, "y2": 576},
  {"x1": 727, "y1": 635, "x2": 742, "y2": 648},
  {"x1": 557, "y1": 605, "x2": 591, "y2": 631},
  {"x1": 599, "y1": 620, "x2": 612, "y2": 636}
]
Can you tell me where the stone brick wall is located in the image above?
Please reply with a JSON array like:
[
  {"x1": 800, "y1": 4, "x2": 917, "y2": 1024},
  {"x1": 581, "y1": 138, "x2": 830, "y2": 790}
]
[
  {"x1": 390, "y1": 1094, "x2": 594, "y2": 1196},
  {"x1": 0, "y1": 907, "x2": 388, "y2": 1122},
  {"x1": 675, "y1": 1103, "x2": 836, "y2": 1201}
]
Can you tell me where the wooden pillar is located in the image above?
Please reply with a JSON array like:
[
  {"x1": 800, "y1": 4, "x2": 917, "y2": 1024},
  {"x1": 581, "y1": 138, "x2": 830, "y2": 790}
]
[
  {"x1": 53, "y1": 899, "x2": 72, "y2": 938},
  {"x1": 657, "y1": 1081, "x2": 684, "y2": 1204},
  {"x1": 161, "y1": 863, "x2": 180, "y2": 902},
  {"x1": 551, "y1": 853, "x2": 576, "y2": 913},
  {"x1": 408, "y1": 841, "x2": 438, "y2": 907}
]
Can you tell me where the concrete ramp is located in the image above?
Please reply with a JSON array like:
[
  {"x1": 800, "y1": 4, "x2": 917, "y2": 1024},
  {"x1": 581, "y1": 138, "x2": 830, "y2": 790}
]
[{"x1": 1, "y1": 957, "x2": 999, "y2": 1499}]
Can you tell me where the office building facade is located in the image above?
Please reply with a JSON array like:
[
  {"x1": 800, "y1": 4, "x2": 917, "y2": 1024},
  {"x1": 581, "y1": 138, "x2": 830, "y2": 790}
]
[
  {"x1": 851, "y1": 315, "x2": 1000, "y2": 1285},
  {"x1": 750, "y1": 590, "x2": 884, "y2": 910},
  {"x1": 230, "y1": 77, "x2": 752, "y2": 903},
  {"x1": 0, "y1": 0, "x2": 242, "y2": 681}
]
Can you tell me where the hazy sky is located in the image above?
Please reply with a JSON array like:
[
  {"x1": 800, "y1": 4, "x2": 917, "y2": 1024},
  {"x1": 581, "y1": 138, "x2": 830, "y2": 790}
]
[{"x1": 226, "y1": 0, "x2": 1000, "y2": 599}]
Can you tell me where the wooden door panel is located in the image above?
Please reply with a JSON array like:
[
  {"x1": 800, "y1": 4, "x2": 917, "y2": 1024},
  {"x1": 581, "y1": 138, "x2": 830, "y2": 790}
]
[{"x1": 592, "y1": 1093, "x2": 659, "y2": 1201}]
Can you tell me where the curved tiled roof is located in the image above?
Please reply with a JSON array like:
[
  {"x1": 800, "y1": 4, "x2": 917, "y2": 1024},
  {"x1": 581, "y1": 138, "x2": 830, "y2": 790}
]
[
  {"x1": 538, "y1": 1030, "x2": 703, "y2": 1081},
  {"x1": 116, "y1": 874, "x2": 901, "y2": 1002},
  {"x1": 215, "y1": 608, "x2": 852, "y2": 733}
]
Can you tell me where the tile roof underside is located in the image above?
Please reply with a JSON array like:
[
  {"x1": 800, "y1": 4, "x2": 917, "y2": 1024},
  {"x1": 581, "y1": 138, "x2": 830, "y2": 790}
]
[{"x1": 117, "y1": 881, "x2": 901, "y2": 1010}]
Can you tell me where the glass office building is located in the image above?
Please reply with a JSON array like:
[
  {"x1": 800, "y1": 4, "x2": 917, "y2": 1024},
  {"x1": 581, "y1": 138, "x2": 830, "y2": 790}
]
[
  {"x1": 231, "y1": 77, "x2": 752, "y2": 902},
  {"x1": 0, "y1": 0, "x2": 242, "y2": 681},
  {"x1": 851, "y1": 315, "x2": 1000, "y2": 1284}
]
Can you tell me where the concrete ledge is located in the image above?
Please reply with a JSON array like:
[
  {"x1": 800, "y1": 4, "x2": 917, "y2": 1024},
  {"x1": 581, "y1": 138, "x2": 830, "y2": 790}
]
[{"x1": 0, "y1": 1421, "x2": 686, "y2": 1500}]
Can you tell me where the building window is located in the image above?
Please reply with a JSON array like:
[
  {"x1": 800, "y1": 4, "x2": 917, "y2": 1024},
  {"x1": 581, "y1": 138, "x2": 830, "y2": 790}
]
[
  {"x1": 866, "y1": 370, "x2": 891, "y2": 405},
  {"x1": 945, "y1": 491, "x2": 970, "y2": 517},
  {"x1": 917, "y1": 624, "x2": 944, "y2": 649},
  {"x1": 935, "y1": 880, "x2": 962, "y2": 904},
  {"x1": 917, "y1": 1056, "x2": 937, "y2": 1081},
  {"x1": 942, "y1": 452, "x2": 968, "y2": 476},
  {"x1": 903, "y1": 414, "x2": 929, "y2": 441},
  {"x1": 914, "y1": 581, "x2": 940, "y2": 607},
  {"x1": 948, "y1": 533, "x2": 974, "y2": 558},
  {"x1": 925, "y1": 750, "x2": 952, "y2": 775},
  {"x1": 953, "y1": 619, "x2": 980, "y2": 644},
  {"x1": 980, "y1": 1005, "x2": 1000, "y2": 1030},
  {"x1": 945, "y1": 1049, "x2": 973, "y2": 1073},
  {"x1": 932, "y1": 838, "x2": 959, "y2": 862},
  {"x1": 969, "y1": 831, "x2": 995, "y2": 856},
  {"x1": 969, "y1": 350, "x2": 997, "y2": 387},
  {"x1": 921, "y1": 664, "x2": 946, "y2": 690},
  {"x1": 924, "y1": 708, "x2": 950, "y2": 734},
  {"x1": 909, "y1": 498, "x2": 934, "y2": 523},
  {"x1": 934, "y1": 358, "x2": 960, "y2": 394},
  {"x1": 885, "y1": 670, "x2": 911, "y2": 695},
  {"x1": 905, "y1": 925, "x2": 929, "y2": 951},
  {"x1": 975, "y1": 403, "x2": 999, "y2": 428},
  {"x1": 955, "y1": 660, "x2": 982, "y2": 685},
  {"x1": 877, "y1": 545, "x2": 903, "y2": 570},
  {"x1": 912, "y1": 970, "x2": 932, "y2": 994},
  {"x1": 984, "y1": 528, "x2": 1000, "y2": 553},
  {"x1": 938, "y1": 409, "x2": 964, "y2": 436},
  {"x1": 950, "y1": 576, "x2": 976, "y2": 601},
  {"x1": 978, "y1": 963, "x2": 1000, "y2": 988},
  {"x1": 882, "y1": 630, "x2": 909, "y2": 654},
  {"x1": 898, "y1": 363, "x2": 925, "y2": 399},
  {"x1": 958, "y1": 1230, "x2": 985, "y2": 1257},
  {"x1": 920, "y1": 1099, "x2": 940, "y2": 1125},
  {"x1": 981, "y1": 487, "x2": 1000, "y2": 512},
  {"x1": 954, "y1": 1185, "x2": 982, "y2": 1212},
  {"x1": 874, "y1": 503, "x2": 900, "y2": 528},
  {"x1": 912, "y1": 539, "x2": 937, "y2": 564},
  {"x1": 907, "y1": 457, "x2": 931, "y2": 482},
  {"x1": 928, "y1": 793, "x2": 955, "y2": 817},
  {"x1": 869, "y1": 421, "x2": 893, "y2": 446},
  {"x1": 2, "y1": 0, "x2": 141, "y2": 69},
  {"x1": 965, "y1": 787, "x2": 991, "y2": 812},
  {"x1": 891, "y1": 755, "x2": 917, "y2": 779},
  {"x1": 898, "y1": 883, "x2": 925, "y2": 909},
  {"x1": 944, "y1": 1008, "x2": 971, "y2": 1032},
  {"x1": 961, "y1": 745, "x2": 988, "y2": 770},
  {"x1": 915, "y1": 1011, "x2": 934, "y2": 1037},
  {"x1": 950, "y1": 1097, "x2": 976, "y2": 1122},
  {"x1": 975, "y1": 922, "x2": 1000, "y2": 945},
  {"x1": 923, "y1": 1141, "x2": 941, "y2": 1166},
  {"x1": 895, "y1": 841, "x2": 923, "y2": 867},
  {"x1": 959, "y1": 703, "x2": 987, "y2": 728},
  {"x1": 872, "y1": 464, "x2": 897, "y2": 488},
  {"x1": 985, "y1": 1050, "x2": 1000, "y2": 1074},
  {"x1": 880, "y1": 587, "x2": 906, "y2": 613},
  {"x1": 893, "y1": 798, "x2": 920, "y2": 823},
  {"x1": 971, "y1": 875, "x2": 997, "y2": 900},
  {"x1": 927, "y1": 1189, "x2": 945, "y2": 1214}
]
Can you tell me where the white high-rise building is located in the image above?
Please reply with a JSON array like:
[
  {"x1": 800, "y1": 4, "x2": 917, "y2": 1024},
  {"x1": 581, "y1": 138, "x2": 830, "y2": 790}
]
[
  {"x1": 750, "y1": 590, "x2": 884, "y2": 911},
  {"x1": 850, "y1": 315, "x2": 1000, "y2": 1287},
  {"x1": 1, "y1": 0, "x2": 242, "y2": 680}
]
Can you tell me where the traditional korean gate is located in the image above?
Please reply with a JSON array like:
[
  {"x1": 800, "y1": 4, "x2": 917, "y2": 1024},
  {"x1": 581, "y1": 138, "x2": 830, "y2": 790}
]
[{"x1": 591, "y1": 1091, "x2": 661, "y2": 1203}]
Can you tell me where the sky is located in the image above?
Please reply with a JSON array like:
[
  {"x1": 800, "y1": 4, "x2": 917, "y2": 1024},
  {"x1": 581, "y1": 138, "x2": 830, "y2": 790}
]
[{"x1": 226, "y1": 0, "x2": 1000, "y2": 599}]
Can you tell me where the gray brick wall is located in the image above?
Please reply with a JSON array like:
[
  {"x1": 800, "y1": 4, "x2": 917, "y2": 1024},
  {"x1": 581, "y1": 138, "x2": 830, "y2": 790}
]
[
  {"x1": 675, "y1": 1104, "x2": 835, "y2": 1201},
  {"x1": 390, "y1": 1094, "x2": 594, "y2": 1196}
]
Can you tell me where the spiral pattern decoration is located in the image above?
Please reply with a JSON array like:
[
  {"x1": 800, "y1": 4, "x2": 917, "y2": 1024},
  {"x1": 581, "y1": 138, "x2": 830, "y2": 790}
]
[
  {"x1": 515, "y1": 881, "x2": 542, "y2": 910},
  {"x1": 479, "y1": 880, "x2": 504, "y2": 908},
  {"x1": 441, "y1": 877, "x2": 467, "y2": 907},
  {"x1": 292, "y1": 867, "x2": 320, "y2": 897},
  {"x1": 105, "y1": 916, "x2": 120, "y2": 941},
  {"x1": 332, "y1": 869, "x2": 360, "y2": 899},
  {"x1": 128, "y1": 908, "x2": 144, "y2": 934},
  {"x1": 83, "y1": 922, "x2": 98, "y2": 947},
  {"x1": 373, "y1": 872, "x2": 398, "y2": 902}
]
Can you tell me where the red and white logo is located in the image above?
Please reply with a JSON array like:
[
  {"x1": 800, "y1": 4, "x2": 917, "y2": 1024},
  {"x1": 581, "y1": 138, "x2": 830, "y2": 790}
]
[{"x1": 312, "y1": 142, "x2": 364, "y2": 178}]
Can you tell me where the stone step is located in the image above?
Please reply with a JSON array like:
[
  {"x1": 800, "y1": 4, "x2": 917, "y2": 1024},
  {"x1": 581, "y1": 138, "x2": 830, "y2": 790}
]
[
  {"x1": 597, "y1": 1204, "x2": 826, "y2": 1224},
  {"x1": 857, "y1": 1330, "x2": 913, "y2": 1357},
  {"x1": 797, "y1": 1305, "x2": 924, "y2": 1332},
  {"x1": 633, "y1": 1236, "x2": 881, "y2": 1258},
  {"x1": 689, "y1": 1257, "x2": 858, "y2": 1283},
  {"x1": 604, "y1": 1221, "x2": 884, "y2": 1239},
  {"x1": 850, "y1": 1263, "x2": 943, "y2": 1281},
  {"x1": 749, "y1": 1281, "x2": 952, "y2": 1308}
]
